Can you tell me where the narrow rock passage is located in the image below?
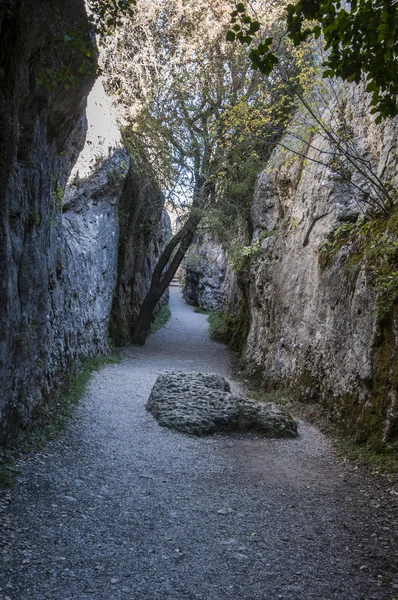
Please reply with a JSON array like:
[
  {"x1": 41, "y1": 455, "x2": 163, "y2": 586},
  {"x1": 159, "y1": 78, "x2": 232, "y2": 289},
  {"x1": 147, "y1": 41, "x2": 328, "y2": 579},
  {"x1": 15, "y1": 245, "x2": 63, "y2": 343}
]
[{"x1": 1, "y1": 288, "x2": 397, "y2": 600}]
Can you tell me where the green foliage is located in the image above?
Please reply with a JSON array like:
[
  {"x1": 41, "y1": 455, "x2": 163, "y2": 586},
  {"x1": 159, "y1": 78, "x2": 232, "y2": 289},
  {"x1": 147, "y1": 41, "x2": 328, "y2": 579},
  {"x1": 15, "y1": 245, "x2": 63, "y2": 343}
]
[
  {"x1": 37, "y1": 26, "x2": 98, "y2": 91},
  {"x1": 208, "y1": 311, "x2": 223, "y2": 340},
  {"x1": 359, "y1": 315, "x2": 398, "y2": 446},
  {"x1": 119, "y1": 160, "x2": 128, "y2": 176},
  {"x1": 228, "y1": 3, "x2": 277, "y2": 76},
  {"x1": 337, "y1": 438, "x2": 398, "y2": 477},
  {"x1": 37, "y1": 2, "x2": 136, "y2": 91},
  {"x1": 0, "y1": 354, "x2": 120, "y2": 488},
  {"x1": 319, "y1": 208, "x2": 398, "y2": 321},
  {"x1": 229, "y1": 231, "x2": 273, "y2": 274},
  {"x1": 241, "y1": 373, "x2": 398, "y2": 477},
  {"x1": 208, "y1": 310, "x2": 247, "y2": 353},
  {"x1": 327, "y1": 310, "x2": 398, "y2": 458},
  {"x1": 201, "y1": 149, "x2": 269, "y2": 252},
  {"x1": 87, "y1": 0, "x2": 136, "y2": 40},
  {"x1": 104, "y1": 0, "x2": 313, "y2": 212},
  {"x1": 194, "y1": 307, "x2": 211, "y2": 314},
  {"x1": 27, "y1": 210, "x2": 41, "y2": 228},
  {"x1": 229, "y1": 0, "x2": 398, "y2": 121},
  {"x1": 360, "y1": 215, "x2": 398, "y2": 320},
  {"x1": 150, "y1": 304, "x2": 171, "y2": 334},
  {"x1": 184, "y1": 252, "x2": 201, "y2": 268},
  {"x1": 318, "y1": 221, "x2": 356, "y2": 270},
  {"x1": 51, "y1": 180, "x2": 65, "y2": 213},
  {"x1": 107, "y1": 160, "x2": 129, "y2": 184},
  {"x1": 0, "y1": 458, "x2": 20, "y2": 488},
  {"x1": 212, "y1": 34, "x2": 315, "y2": 213}
]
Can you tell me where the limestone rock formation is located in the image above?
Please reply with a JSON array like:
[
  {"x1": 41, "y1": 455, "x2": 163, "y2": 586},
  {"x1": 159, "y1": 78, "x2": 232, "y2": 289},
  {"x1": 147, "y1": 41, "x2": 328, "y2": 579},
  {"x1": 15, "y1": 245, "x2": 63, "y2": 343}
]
[
  {"x1": 183, "y1": 83, "x2": 398, "y2": 446},
  {"x1": 110, "y1": 169, "x2": 172, "y2": 345},
  {"x1": 243, "y1": 84, "x2": 398, "y2": 445},
  {"x1": 59, "y1": 77, "x2": 128, "y2": 359},
  {"x1": 0, "y1": 2, "x2": 168, "y2": 441},
  {"x1": 183, "y1": 236, "x2": 227, "y2": 310},
  {"x1": 0, "y1": 0, "x2": 96, "y2": 442},
  {"x1": 183, "y1": 234, "x2": 248, "y2": 352},
  {"x1": 146, "y1": 372, "x2": 298, "y2": 437}
]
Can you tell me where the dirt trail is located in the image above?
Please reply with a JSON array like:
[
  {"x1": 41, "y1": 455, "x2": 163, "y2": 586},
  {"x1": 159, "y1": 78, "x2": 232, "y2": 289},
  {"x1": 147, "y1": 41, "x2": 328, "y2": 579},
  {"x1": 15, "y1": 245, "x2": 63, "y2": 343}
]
[{"x1": 1, "y1": 287, "x2": 397, "y2": 600}]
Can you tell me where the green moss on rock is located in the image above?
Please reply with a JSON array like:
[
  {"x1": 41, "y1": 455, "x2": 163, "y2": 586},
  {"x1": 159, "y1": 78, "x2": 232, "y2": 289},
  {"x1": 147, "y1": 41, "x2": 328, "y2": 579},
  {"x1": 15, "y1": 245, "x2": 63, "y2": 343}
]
[
  {"x1": 365, "y1": 310, "x2": 398, "y2": 446},
  {"x1": 319, "y1": 207, "x2": 398, "y2": 321},
  {"x1": 209, "y1": 309, "x2": 249, "y2": 354}
]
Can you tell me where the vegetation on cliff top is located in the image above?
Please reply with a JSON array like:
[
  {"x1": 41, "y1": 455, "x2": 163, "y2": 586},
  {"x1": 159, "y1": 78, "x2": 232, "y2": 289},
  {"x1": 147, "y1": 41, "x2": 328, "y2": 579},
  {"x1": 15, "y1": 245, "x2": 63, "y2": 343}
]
[
  {"x1": 319, "y1": 208, "x2": 398, "y2": 321},
  {"x1": 75, "y1": 0, "x2": 398, "y2": 124}
]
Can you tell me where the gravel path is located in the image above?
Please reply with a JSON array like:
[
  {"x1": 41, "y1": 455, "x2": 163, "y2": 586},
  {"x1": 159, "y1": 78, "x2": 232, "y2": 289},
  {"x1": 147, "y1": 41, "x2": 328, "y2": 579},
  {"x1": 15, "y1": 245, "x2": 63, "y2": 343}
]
[{"x1": 1, "y1": 287, "x2": 397, "y2": 600}]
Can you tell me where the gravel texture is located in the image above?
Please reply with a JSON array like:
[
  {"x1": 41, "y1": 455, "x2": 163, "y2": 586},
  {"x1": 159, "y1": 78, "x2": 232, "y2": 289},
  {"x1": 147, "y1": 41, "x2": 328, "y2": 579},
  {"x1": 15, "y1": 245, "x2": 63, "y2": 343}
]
[
  {"x1": 147, "y1": 372, "x2": 297, "y2": 437},
  {"x1": 1, "y1": 287, "x2": 398, "y2": 600}
]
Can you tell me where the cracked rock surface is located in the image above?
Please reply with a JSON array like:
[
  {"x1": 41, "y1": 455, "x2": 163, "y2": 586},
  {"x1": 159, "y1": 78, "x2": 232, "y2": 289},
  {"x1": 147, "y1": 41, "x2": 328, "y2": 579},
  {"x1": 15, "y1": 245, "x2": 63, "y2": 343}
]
[
  {"x1": 147, "y1": 372, "x2": 298, "y2": 437},
  {"x1": 0, "y1": 287, "x2": 397, "y2": 600}
]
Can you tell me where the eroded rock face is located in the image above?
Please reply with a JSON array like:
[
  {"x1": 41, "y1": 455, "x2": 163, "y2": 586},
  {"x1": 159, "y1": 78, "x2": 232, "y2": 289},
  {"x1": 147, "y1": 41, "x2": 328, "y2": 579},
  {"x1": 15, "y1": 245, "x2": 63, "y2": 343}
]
[
  {"x1": 146, "y1": 372, "x2": 298, "y2": 437},
  {"x1": 183, "y1": 84, "x2": 398, "y2": 444},
  {"x1": 110, "y1": 168, "x2": 171, "y2": 345},
  {"x1": 243, "y1": 84, "x2": 398, "y2": 444},
  {"x1": 0, "y1": 2, "x2": 170, "y2": 442},
  {"x1": 58, "y1": 77, "x2": 129, "y2": 364},
  {"x1": 0, "y1": 0, "x2": 95, "y2": 441},
  {"x1": 183, "y1": 236, "x2": 227, "y2": 311},
  {"x1": 183, "y1": 234, "x2": 249, "y2": 353}
]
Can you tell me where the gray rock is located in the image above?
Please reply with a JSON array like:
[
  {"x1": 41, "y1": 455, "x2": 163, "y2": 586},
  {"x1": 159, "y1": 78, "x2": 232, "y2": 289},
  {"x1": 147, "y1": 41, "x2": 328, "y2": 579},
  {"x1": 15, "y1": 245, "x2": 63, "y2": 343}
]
[
  {"x1": 183, "y1": 235, "x2": 227, "y2": 310},
  {"x1": 146, "y1": 372, "x2": 298, "y2": 437},
  {"x1": 242, "y1": 82, "x2": 398, "y2": 443},
  {"x1": 0, "y1": 6, "x2": 168, "y2": 442},
  {"x1": 109, "y1": 171, "x2": 171, "y2": 346},
  {"x1": 188, "y1": 81, "x2": 398, "y2": 444},
  {"x1": 0, "y1": 0, "x2": 98, "y2": 442}
]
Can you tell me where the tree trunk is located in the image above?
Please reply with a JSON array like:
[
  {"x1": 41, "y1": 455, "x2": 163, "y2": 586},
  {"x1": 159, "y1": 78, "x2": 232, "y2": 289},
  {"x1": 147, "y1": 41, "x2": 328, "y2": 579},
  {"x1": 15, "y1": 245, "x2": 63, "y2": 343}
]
[
  {"x1": 130, "y1": 287, "x2": 163, "y2": 345},
  {"x1": 131, "y1": 212, "x2": 199, "y2": 345}
]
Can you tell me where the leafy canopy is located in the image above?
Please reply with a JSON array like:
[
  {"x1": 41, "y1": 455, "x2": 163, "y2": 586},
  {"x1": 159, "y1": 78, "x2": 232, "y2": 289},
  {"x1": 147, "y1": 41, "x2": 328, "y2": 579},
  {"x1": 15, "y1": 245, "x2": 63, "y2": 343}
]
[
  {"x1": 87, "y1": 0, "x2": 136, "y2": 39},
  {"x1": 102, "y1": 0, "x2": 312, "y2": 215},
  {"x1": 228, "y1": 0, "x2": 398, "y2": 122}
]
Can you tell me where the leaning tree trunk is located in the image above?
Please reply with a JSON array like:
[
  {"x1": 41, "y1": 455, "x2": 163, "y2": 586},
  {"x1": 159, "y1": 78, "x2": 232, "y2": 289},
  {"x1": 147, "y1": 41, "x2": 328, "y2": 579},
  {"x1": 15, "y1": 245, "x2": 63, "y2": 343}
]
[{"x1": 131, "y1": 212, "x2": 199, "y2": 345}]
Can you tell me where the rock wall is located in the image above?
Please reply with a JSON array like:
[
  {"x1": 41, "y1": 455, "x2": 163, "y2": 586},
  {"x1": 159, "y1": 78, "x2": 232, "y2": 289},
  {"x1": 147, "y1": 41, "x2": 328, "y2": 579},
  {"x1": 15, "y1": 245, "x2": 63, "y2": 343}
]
[
  {"x1": 0, "y1": 1, "x2": 170, "y2": 443},
  {"x1": 243, "y1": 84, "x2": 398, "y2": 447},
  {"x1": 0, "y1": 0, "x2": 97, "y2": 442},
  {"x1": 183, "y1": 235, "x2": 249, "y2": 353},
  {"x1": 183, "y1": 236, "x2": 228, "y2": 310},
  {"x1": 186, "y1": 84, "x2": 398, "y2": 445},
  {"x1": 60, "y1": 77, "x2": 129, "y2": 366},
  {"x1": 110, "y1": 167, "x2": 171, "y2": 346}
]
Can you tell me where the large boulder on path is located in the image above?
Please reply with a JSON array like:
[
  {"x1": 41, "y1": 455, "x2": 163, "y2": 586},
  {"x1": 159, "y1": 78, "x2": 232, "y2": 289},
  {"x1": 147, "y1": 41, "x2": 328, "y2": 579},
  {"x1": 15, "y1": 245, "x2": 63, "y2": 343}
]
[{"x1": 146, "y1": 372, "x2": 298, "y2": 437}]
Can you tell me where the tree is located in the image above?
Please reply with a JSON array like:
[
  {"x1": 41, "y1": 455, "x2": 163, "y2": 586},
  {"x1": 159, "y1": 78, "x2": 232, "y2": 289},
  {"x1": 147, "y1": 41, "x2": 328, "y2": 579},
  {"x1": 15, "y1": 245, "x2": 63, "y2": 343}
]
[
  {"x1": 102, "y1": 0, "x2": 312, "y2": 344},
  {"x1": 87, "y1": 0, "x2": 136, "y2": 39},
  {"x1": 228, "y1": 0, "x2": 398, "y2": 122}
]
